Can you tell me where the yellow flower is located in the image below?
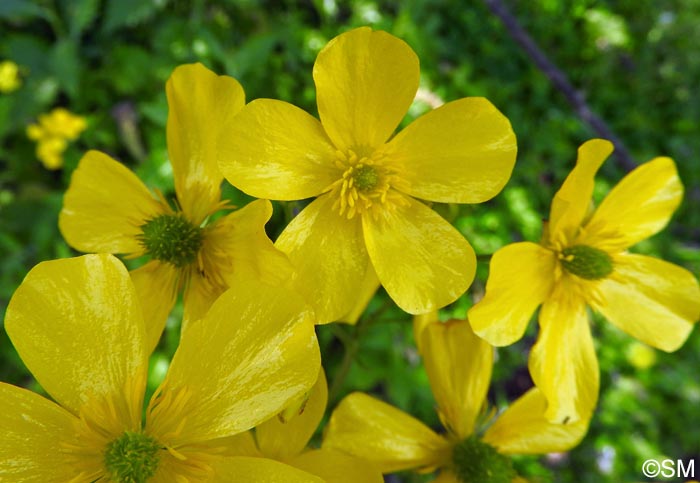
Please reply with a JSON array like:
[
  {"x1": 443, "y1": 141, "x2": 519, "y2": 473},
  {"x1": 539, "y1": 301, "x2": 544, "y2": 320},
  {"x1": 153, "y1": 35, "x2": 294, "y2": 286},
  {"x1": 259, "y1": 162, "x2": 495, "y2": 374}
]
[
  {"x1": 217, "y1": 27, "x2": 517, "y2": 323},
  {"x1": 60, "y1": 63, "x2": 290, "y2": 353},
  {"x1": 26, "y1": 107, "x2": 87, "y2": 170},
  {"x1": 0, "y1": 60, "x2": 22, "y2": 93},
  {"x1": 323, "y1": 319, "x2": 588, "y2": 482},
  {"x1": 1, "y1": 254, "x2": 322, "y2": 482},
  {"x1": 221, "y1": 369, "x2": 383, "y2": 482},
  {"x1": 469, "y1": 139, "x2": 700, "y2": 423}
]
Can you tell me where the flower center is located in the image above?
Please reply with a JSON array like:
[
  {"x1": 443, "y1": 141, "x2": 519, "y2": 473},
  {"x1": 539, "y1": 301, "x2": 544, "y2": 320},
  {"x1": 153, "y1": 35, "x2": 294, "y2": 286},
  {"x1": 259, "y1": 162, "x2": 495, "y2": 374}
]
[
  {"x1": 139, "y1": 214, "x2": 203, "y2": 268},
  {"x1": 559, "y1": 244, "x2": 613, "y2": 280},
  {"x1": 104, "y1": 431, "x2": 161, "y2": 483},
  {"x1": 452, "y1": 436, "x2": 516, "y2": 483},
  {"x1": 352, "y1": 164, "x2": 379, "y2": 192}
]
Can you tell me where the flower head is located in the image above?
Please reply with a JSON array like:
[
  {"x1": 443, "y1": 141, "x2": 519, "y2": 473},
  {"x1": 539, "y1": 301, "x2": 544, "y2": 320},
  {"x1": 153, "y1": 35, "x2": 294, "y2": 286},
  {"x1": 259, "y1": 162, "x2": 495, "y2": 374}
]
[
  {"x1": 1, "y1": 254, "x2": 321, "y2": 482},
  {"x1": 323, "y1": 319, "x2": 588, "y2": 482},
  {"x1": 469, "y1": 139, "x2": 700, "y2": 422},
  {"x1": 26, "y1": 107, "x2": 87, "y2": 170},
  {"x1": 218, "y1": 27, "x2": 517, "y2": 323},
  {"x1": 60, "y1": 63, "x2": 290, "y2": 352},
  {"x1": 0, "y1": 60, "x2": 22, "y2": 93}
]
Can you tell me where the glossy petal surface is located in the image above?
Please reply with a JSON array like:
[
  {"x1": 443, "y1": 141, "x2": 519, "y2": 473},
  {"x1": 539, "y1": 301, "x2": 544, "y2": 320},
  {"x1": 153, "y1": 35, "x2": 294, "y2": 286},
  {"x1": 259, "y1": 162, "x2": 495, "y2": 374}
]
[
  {"x1": 483, "y1": 388, "x2": 589, "y2": 454},
  {"x1": 595, "y1": 254, "x2": 699, "y2": 352},
  {"x1": 218, "y1": 99, "x2": 338, "y2": 200},
  {"x1": 167, "y1": 63, "x2": 245, "y2": 222},
  {"x1": 363, "y1": 196, "x2": 475, "y2": 314},
  {"x1": 384, "y1": 98, "x2": 516, "y2": 203},
  {"x1": 469, "y1": 242, "x2": 556, "y2": 346},
  {"x1": 276, "y1": 194, "x2": 369, "y2": 324},
  {"x1": 59, "y1": 150, "x2": 165, "y2": 254},
  {"x1": 314, "y1": 27, "x2": 419, "y2": 151},
  {"x1": 5, "y1": 254, "x2": 148, "y2": 416},
  {"x1": 290, "y1": 448, "x2": 383, "y2": 483},
  {"x1": 323, "y1": 392, "x2": 450, "y2": 473},
  {"x1": 211, "y1": 456, "x2": 324, "y2": 483},
  {"x1": 338, "y1": 264, "x2": 380, "y2": 325}
]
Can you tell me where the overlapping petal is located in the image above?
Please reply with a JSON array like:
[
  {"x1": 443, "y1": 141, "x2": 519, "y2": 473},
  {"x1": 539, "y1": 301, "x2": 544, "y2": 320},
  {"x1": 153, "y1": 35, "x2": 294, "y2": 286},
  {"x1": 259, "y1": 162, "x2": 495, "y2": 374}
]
[
  {"x1": 338, "y1": 264, "x2": 380, "y2": 325},
  {"x1": 469, "y1": 242, "x2": 556, "y2": 346},
  {"x1": 421, "y1": 320, "x2": 493, "y2": 439},
  {"x1": 210, "y1": 456, "x2": 324, "y2": 483},
  {"x1": 483, "y1": 388, "x2": 589, "y2": 454},
  {"x1": 323, "y1": 392, "x2": 451, "y2": 473},
  {"x1": 167, "y1": 63, "x2": 245, "y2": 222},
  {"x1": 5, "y1": 254, "x2": 147, "y2": 417},
  {"x1": 314, "y1": 26, "x2": 419, "y2": 152},
  {"x1": 276, "y1": 194, "x2": 370, "y2": 324},
  {"x1": 383, "y1": 97, "x2": 516, "y2": 203},
  {"x1": 59, "y1": 150, "x2": 165, "y2": 254},
  {"x1": 594, "y1": 254, "x2": 699, "y2": 352},
  {"x1": 218, "y1": 99, "x2": 339, "y2": 200},
  {"x1": 363, "y1": 195, "x2": 475, "y2": 314},
  {"x1": 290, "y1": 448, "x2": 383, "y2": 483}
]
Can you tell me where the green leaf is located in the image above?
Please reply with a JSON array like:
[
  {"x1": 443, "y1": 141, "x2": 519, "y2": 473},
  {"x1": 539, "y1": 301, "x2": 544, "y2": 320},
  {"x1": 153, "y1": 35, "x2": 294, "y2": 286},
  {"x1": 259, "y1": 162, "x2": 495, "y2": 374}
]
[
  {"x1": 58, "y1": 0, "x2": 100, "y2": 38},
  {"x1": 103, "y1": 0, "x2": 168, "y2": 33},
  {"x1": 50, "y1": 39, "x2": 81, "y2": 99},
  {"x1": 0, "y1": 0, "x2": 45, "y2": 22}
]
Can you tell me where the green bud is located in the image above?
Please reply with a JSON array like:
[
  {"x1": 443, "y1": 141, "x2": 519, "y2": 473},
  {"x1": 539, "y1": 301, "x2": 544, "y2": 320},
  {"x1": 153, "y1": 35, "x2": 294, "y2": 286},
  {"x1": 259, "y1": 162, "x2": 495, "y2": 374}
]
[
  {"x1": 560, "y1": 245, "x2": 613, "y2": 280},
  {"x1": 104, "y1": 431, "x2": 160, "y2": 483},
  {"x1": 452, "y1": 436, "x2": 516, "y2": 483},
  {"x1": 139, "y1": 214, "x2": 203, "y2": 268}
]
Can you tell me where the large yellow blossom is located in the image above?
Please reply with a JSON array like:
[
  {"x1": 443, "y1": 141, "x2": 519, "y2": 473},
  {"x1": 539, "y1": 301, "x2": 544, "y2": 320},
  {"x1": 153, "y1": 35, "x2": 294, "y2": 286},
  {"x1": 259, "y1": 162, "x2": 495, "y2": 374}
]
[
  {"x1": 1, "y1": 254, "x2": 321, "y2": 482},
  {"x1": 60, "y1": 63, "x2": 288, "y2": 352},
  {"x1": 323, "y1": 319, "x2": 588, "y2": 482},
  {"x1": 218, "y1": 27, "x2": 517, "y2": 323},
  {"x1": 469, "y1": 139, "x2": 700, "y2": 423}
]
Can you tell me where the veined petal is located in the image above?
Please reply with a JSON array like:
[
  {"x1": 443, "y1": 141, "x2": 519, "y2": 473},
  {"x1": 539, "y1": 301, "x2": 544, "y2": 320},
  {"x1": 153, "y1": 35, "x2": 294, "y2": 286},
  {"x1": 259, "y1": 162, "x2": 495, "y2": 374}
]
[
  {"x1": 582, "y1": 157, "x2": 683, "y2": 251},
  {"x1": 421, "y1": 320, "x2": 493, "y2": 439},
  {"x1": 338, "y1": 264, "x2": 380, "y2": 325},
  {"x1": 363, "y1": 195, "x2": 475, "y2": 314},
  {"x1": 383, "y1": 98, "x2": 516, "y2": 203},
  {"x1": 548, "y1": 139, "x2": 613, "y2": 246},
  {"x1": 130, "y1": 260, "x2": 179, "y2": 354},
  {"x1": 314, "y1": 27, "x2": 419, "y2": 151},
  {"x1": 218, "y1": 99, "x2": 338, "y2": 200},
  {"x1": 59, "y1": 150, "x2": 165, "y2": 254},
  {"x1": 147, "y1": 280, "x2": 320, "y2": 445},
  {"x1": 469, "y1": 242, "x2": 556, "y2": 347},
  {"x1": 212, "y1": 431, "x2": 263, "y2": 458},
  {"x1": 412, "y1": 310, "x2": 439, "y2": 354},
  {"x1": 210, "y1": 456, "x2": 324, "y2": 483},
  {"x1": 182, "y1": 270, "x2": 218, "y2": 332},
  {"x1": 290, "y1": 448, "x2": 383, "y2": 483},
  {"x1": 323, "y1": 392, "x2": 451, "y2": 473},
  {"x1": 5, "y1": 254, "x2": 148, "y2": 418},
  {"x1": 594, "y1": 254, "x2": 699, "y2": 352},
  {"x1": 167, "y1": 63, "x2": 245, "y2": 222},
  {"x1": 528, "y1": 291, "x2": 599, "y2": 423},
  {"x1": 482, "y1": 388, "x2": 589, "y2": 454},
  {"x1": 0, "y1": 383, "x2": 79, "y2": 482},
  {"x1": 276, "y1": 194, "x2": 369, "y2": 324},
  {"x1": 256, "y1": 369, "x2": 328, "y2": 460}
]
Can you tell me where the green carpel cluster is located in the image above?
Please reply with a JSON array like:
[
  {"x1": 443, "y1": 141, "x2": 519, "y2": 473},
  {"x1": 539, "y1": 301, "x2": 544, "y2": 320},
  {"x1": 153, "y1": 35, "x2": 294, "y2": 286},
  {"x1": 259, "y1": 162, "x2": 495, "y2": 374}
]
[
  {"x1": 560, "y1": 245, "x2": 613, "y2": 280},
  {"x1": 452, "y1": 436, "x2": 516, "y2": 483},
  {"x1": 139, "y1": 214, "x2": 203, "y2": 268},
  {"x1": 352, "y1": 165, "x2": 379, "y2": 192},
  {"x1": 104, "y1": 431, "x2": 161, "y2": 483}
]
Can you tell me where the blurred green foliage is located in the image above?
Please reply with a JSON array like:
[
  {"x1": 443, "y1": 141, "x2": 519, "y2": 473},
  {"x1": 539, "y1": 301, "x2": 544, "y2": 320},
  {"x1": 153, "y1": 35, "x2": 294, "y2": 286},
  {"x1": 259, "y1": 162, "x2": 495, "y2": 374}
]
[{"x1": 1, "y1": 1, "x2": 698, "y2": 482}]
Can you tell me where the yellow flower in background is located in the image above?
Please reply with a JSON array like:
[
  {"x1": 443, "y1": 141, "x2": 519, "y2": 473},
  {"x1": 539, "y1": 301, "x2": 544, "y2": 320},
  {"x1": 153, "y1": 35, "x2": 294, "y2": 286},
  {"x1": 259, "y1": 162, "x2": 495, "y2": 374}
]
[
  {"x1": 1, "y1": 254, "x2": 322, "y2": 482},
  {"x1": 218, "y1": 27, "x2": 517, "y2": 323},
  {"x1": 60, "y1": 63, "x2": 290, "y2": 353},
  {"x1": 222, "y1": 369, "x2": 383, "y2": 482},
  {"x1": 323, "y1": 319, "x2": 588, "y2": 482},
  {"x1": 469, "y1": 139, "x2": 700, "y2": 423},
  {"x1": 0, "y1": 60, "x2": 22, "y2": 93},
  {"x1": 26, "y1": 107, "x2": 87, "y2": 169}
]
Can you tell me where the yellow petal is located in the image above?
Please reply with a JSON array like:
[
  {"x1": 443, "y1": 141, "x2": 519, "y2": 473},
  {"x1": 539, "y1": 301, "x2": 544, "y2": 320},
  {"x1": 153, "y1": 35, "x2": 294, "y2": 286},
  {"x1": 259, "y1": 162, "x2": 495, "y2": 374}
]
[
  {"x1": 363, "y1": 195, "x2": 475, "y2": 314},
  {"x1": 468, "y1": 242, "x2": 556, "y2": 346},
  {"x1": 212, "y1": 431, "x2": 263, "y2": 457},
  {"x1": 323, "y1": 392, "x2": 451, "y2": 473},
  {"x1": 210, "y1": 456, "x2": 324, "y2": 483},
  {"x1": 421, "y1": 320, "x2": 493, "y2": 439},
  {"x1": 0, "y1": 383, "x2": 79, "y2": 481},
  {"x1": 528, "y1": 291, "x2": 599, "y2": 423},
  {"x1": 256, "y1": 369, "x2": 328, "y2": 460},
  {"x1": 276, "y1": 194, "x2": 370, "y2": 324},
  {"x1": 314, "y1": 27, "x2": 419, "y2": 152},
  {"x1": 412, "y1": 310, "x2": 439, "y2": 354},
  {"x1": 59, "y1": 150, "x2": 166, "y2": 254},
  {"x1": 290, "y1": 448, "x2": 383, "y2": 483},
  {"x1": 338, "y1": 264, "x2": 380, "y2": 325},
  {"x1": 147, "y1": 280, "x2": 320, "y2": 445},
  {"x1": 5, "y1": 254, "x2": 148, "y2": 416},
  {"x1": 166, "y1": 63, "x2": 244, "y2": 222},
  {"x1": 218, "y1": 99, "x2": 338, "y2": 200},
  {"x1": 548, "y1": 139, "x2": 613, "y2": 246},
  {"x1": 482, "y1": 388, "x2": 589, "y2": 454},
  {"x1": 594, "y1": 254, "x2": 699, "y2": 352},
  {"x1": 433, "y1": 470, "x2": 460, "y2": 483},
  {"x1": 130, "y1": 260, "x2": 179, "y2": 354},
  {"x1": 582, "y1": 157, "x2": 683, "y2": 251},
  {"x1": 382, "y1": 98, "x2": 516, "y2": 203}
]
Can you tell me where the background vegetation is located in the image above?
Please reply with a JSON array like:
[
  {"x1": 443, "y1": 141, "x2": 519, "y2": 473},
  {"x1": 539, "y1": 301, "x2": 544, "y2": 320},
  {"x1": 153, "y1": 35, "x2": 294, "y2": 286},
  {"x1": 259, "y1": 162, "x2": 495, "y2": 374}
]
[{"x1": 1, "y1": 1, "x2": 698, "y2": 482}]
